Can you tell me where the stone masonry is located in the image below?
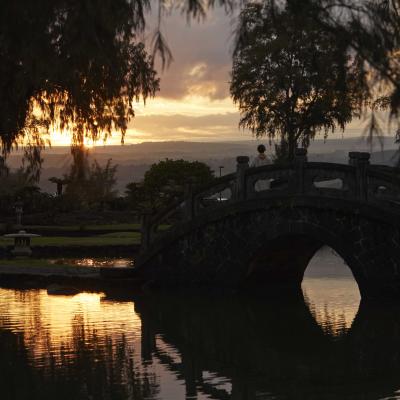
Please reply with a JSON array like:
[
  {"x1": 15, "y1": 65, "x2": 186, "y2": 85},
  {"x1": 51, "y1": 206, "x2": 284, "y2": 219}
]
[{"x1": 136, "y1": 150, "x2": 400, "y2": 301}]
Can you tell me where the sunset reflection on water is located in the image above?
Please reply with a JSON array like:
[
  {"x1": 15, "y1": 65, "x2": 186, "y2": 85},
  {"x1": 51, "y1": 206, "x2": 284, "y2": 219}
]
[
  {"x1": 50, "y1": 257, "x2": 134, "y2": 268},
  {"x1": 0, "y1": 289, "x2": 141, "y2": 366},
  {"x1": 1, "y1": 247, "x2": 399, "y2": 400},
  {"x1": 302, "y1": 246, "x2": 361, "y2": 336}
]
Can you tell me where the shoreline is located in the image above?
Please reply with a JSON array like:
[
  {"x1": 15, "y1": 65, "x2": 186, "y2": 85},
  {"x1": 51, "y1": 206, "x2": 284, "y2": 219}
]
[
  {"x1": 0, "y1": 244, "x2": 140, "y2": 258},
  {"x1": 0, "y1": 261, "x2": 144, "y2": 293}
]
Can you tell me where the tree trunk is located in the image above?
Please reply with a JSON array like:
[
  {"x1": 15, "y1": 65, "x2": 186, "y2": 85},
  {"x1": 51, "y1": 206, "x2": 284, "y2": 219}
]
[{"x1": 287, "y1": 129, "x2": 297, "y2": 162}]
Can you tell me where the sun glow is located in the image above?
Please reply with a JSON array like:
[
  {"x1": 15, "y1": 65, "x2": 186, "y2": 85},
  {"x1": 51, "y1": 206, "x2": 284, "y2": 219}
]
[
  {"x1": 46, "y1": 95, "x2": 238, "y2": 146},
  {"x1": 49, "y1": 129, "x2": 96, "y2": 148},
  {"x1": 0, "y1": 288, "x2": 142, "y2": 364}
]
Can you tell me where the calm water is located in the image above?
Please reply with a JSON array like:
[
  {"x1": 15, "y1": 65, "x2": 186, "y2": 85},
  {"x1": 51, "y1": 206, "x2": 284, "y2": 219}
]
[
  {"x1": 1, "y1": 247, "x2": 400, "y2": 400},
  {"x1": 49, "y1": 257, "x2": 134, "y2": 268}
]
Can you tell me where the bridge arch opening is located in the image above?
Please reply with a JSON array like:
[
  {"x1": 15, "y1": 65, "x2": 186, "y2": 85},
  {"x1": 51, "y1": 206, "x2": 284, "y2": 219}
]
[
  {"x1": 302, "y1": 246, "x2": 361, "y2": 336},
  {"x1": 243, "y1": 232, "x2": 362, "y2": 300},
  {"x1": 243, "y1": 234, "x2": 361, "y2": 333}
]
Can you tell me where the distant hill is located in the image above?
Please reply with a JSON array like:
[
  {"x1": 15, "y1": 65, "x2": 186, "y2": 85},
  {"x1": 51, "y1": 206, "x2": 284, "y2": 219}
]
[{"x1": 4, "y1": 137, "x2": 398, "y2": 194}]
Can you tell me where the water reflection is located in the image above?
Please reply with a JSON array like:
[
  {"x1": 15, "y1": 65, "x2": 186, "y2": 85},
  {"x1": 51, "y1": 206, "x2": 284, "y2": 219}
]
[
  {"x1": 0, "y1": 289, "x2": 156, "y2": 400},
  {"x1": 49, "y1": 257, "x2": 134, "y2": 268},
  {"x1": 0, "y1": 272, "x2": 400, "y2": 398},
  {"x1": 136, "y1": 295, "x2": 400, "y2": 400},
  {"x1": 302, "y1": 246, "x2": 361, "y2": 336}
]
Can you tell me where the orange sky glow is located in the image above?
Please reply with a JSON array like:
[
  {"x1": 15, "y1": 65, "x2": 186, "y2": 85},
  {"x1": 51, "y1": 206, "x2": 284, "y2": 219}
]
[
  {"x1": 45, "y1": 8, "x2": 393, "y2": 148},
  {"x1": 46, "y1": 96, "x2": 384, "y2": 148}
]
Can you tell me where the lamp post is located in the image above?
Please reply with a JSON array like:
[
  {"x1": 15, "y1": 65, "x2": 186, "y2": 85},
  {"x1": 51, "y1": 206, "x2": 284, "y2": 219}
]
[
  {"x1": 219, "y1": 166, "x2": 224, "y2": 201},
  {"x1": 15, "y1": 200, "x2": 23, "y2": 228}
]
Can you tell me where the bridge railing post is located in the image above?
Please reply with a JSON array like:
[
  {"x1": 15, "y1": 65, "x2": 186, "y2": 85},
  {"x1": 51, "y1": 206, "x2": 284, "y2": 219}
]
[
  {"x1": 349, "y1": 152, "x2": 370, "y2": 200},
  {"x1": 234, "y1": 156, "x2": 250, "y2": 201},
  {"x1": 140, "y1": 212, "x2": 152, "y2": 252},
  {"x1": 294, "y1": 148, "x2": 308, "y2": 194}
]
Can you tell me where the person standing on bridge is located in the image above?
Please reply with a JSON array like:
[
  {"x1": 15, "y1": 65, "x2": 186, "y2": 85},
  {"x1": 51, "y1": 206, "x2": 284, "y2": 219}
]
[
  {"x1": 251, "y1": 144, "x2": 271, "y2": 167},
  {"x1": 251, "y1": 144, "x2": 271, "y2": 191}
]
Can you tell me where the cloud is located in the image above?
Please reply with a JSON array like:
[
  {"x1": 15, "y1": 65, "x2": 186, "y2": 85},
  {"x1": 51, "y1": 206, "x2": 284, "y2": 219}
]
[
  {"x1": 125, "y1": 112, "x2": 252, "y2": 142},
  {"x1": 111, "y1": 7, "x2": 372, "y2": 145},
  {"x1": 134, "y1": 95, "x2": 236, "y2": 117},
  {"x1": 149, "y1": 7, "x2": 236, "y2": 101},
  {"x1": 118, "y1": 7, "x2": 244, "y2": 143}
]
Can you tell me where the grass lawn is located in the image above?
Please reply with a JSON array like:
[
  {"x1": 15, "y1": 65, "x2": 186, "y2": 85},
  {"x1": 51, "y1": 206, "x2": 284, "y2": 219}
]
[
  {"x1": 21, "y1": 223, "x2": 142, "y2": 232},
  {"x1": 0, "y1": 231, "x2": 141, "y2": 248}
]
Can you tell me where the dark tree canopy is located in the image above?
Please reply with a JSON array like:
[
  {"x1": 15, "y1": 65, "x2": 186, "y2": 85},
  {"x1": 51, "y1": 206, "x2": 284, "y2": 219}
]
[
  {"x1": 3, "y1": 0, "x2": 400, "y2": 167},
  {"x1": 0, "y1": 0, "x2": 225, "y2": 173},
  {"x1": 313, "y1": 0, "x2": 400, "y2": 151},
  {"x1": 230, "y1": 0, "x2": 367, "y2": 161},
  {"x1": 144, "y1": 158, "x2": 214, "y2": 196},
  {"x1": 255, "y1": 0, "x2": 400, "y2": 151},
  {"x1": 61, "y1": 147, "x2": 119, "y2": 210},
  {"x1": 126, "y1": 159, "x2": 214, "y2": 211},
  {"x1": 0, "y1": 0, "x2": 235, "y2": 166},
  {"x1": 317, "y1": 0, "x2": 400, "y2": 110},
  {"x1": 0, "y1": 0, "x2": 160, "y2": 160}
]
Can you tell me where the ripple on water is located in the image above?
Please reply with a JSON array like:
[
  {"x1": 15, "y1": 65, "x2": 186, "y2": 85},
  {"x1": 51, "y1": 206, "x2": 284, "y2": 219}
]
[
  {"x1": 49, "y1": 257, "x2": 134, "y2": 268},
  {"x1": 1, "y1": 245, "x2": 400, "y2": 400},
  {"x1": 302, "y1": 246, "x2": 361, "y2": 335}
]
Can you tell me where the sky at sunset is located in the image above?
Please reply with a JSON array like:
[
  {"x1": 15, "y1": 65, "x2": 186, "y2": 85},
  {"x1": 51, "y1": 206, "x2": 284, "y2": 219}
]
[{"x1": 50, "y1": 7, "x2": 385, "y2": 147}]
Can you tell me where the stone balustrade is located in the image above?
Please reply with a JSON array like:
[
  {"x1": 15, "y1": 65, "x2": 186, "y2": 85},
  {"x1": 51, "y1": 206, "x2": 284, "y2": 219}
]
[{"x1": 140, "y1": 150, "x2": 400, "y2": 250}]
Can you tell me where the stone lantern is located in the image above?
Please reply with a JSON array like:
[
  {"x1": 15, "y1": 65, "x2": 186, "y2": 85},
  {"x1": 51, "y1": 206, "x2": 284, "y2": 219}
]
[{"x1": 4, "y1": 230, "x2": 41, "y2": 256}]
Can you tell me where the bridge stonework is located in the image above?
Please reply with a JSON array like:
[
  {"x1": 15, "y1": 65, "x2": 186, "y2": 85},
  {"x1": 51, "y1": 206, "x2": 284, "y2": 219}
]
[{"x1": 137, "y1": 151, "x2": 400, "y2": 301}]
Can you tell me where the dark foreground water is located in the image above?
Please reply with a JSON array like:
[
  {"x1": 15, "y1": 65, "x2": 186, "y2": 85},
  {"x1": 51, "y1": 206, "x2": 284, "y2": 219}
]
[{"x1": 1, "y1": 247, "x2": 400, "y2": 400}]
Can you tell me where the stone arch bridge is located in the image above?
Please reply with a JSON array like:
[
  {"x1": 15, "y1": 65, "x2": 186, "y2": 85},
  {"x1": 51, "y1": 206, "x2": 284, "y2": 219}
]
[{"x1": 136, "y1": 150, "x2": 400, "y2": 301}]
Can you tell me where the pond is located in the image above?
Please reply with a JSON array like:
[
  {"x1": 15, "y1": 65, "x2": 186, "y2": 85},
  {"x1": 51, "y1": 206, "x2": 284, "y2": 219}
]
[{"x1": 0, "y1": 247, "x2": 399, "y2": 399}]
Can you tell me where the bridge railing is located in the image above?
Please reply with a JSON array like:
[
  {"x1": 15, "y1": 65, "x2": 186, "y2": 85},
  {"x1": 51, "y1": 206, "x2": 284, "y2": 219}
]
[
  {"x1": 140, "y1": 198, "x2": 186, "y2": 250},
  {"x1": 192, "y1": 173, "x2": 237, "y2": 216},
  {"x1": 140, "y1": 173, "x2": 237, "y2": 249},
  {"x1": 367, "y1": 167, "x2": 400, "y2": 207},
  {"x1": 246, "y1": 163, "x2": 358, "y2": 197},
  {"x1": 140, "y1": 150, "x2": 400, "y2": 250}
]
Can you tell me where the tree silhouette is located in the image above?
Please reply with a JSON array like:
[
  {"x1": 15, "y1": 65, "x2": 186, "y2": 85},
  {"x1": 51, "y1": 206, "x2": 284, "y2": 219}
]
[
  {"x1": 3, "y1": 0, "x2": 399, "y2": 166},
  {"x1": 230, "y1": 0, "x2": 367, "y2": 162},
  {"x1": 0, "y1": 0, "x2": 236, "y2": 167},
  {"x1": 126, "y1": 159, "x2": 214, "y2": 211},
  {"x1": 0, "y1": 0, "x2": 159, "y2": 163},
  {"x1": 62, "y1": 147, "x2": 119, "y2": 210}
]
